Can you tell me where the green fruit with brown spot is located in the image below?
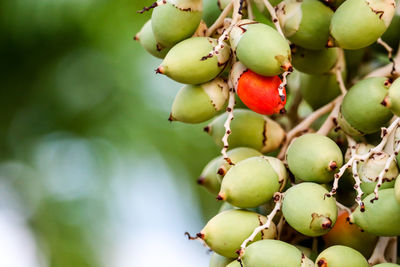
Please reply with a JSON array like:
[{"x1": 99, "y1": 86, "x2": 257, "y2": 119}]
[
  {"x1": 286, "y1": 133, "x2": 343, "y2": 184},
  {"x1": 241, "y1": 239, "x2": 314, "y2": 267},
  {"x1": 170, "y1": 78, "x2": 228, "y2": 123},
  {"x1": 219, "y1": 156, "x2": 287, "y2": 208},
  {"x1": 350, "y1": 188, "x2": 400, "y2": 236},
  {"x1": 200, "y1": 209, "x2": 277, "y2": 258},
  {"x1": 158, "y1": 37, "x2": 231, "y2": 84},
  {"x1": 216, "y1": 147, "x2": 263, "y2": 178},
  {"x1": 198, "y1": 156, "x2": 223, "y2": 195},
  {"x1": 135, "y1": 20, "x2": 170, "y2": 59},
  {"x1": 209, "y1": 253, "x2": 233, "y2": 267},
  {"x1": 338, "y1": 77, "x2": 392, "y2": 136},
  {"x1": 152, "y1": 0, "x2": 203, "y2": 47},
  {"x1": 206, "y1": 109, "x2": 286, "y2": 153},
  {"x1": 384, "y1": 77, "x2": 400, "y2": 116},
  {"x1": 315, "y1": 245, "x2": 369, "y2": 267},
  {"x1": 282, "y1": 183, "x2": 338, "y2": 237}
]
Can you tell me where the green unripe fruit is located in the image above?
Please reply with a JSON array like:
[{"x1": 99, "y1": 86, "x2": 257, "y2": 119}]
[
  {"x1": 158, "y1": 37, "x2": 231, "y2": 84},
  {"x1": 315, "y1": 245, "x2": 369, "y2": 267},
  {"x1": 381, "y1": 9, "x2": 400, "y2": 48},
  {"x1": 330, "y1": 0, "x2": 396, "y2": 49},
  {"x1": 135, "y1": 20, "x2": 170, "y2": 59},
  {"x1": 339, "y1": 77, "x2": 392, "y2": 136},
  {"x1": 374, "y1": 264, "x2": 400, "y2": 267},
  {"x1": 395, "y1": 176, "x2": 400, "y2": 203},
  {"x1": 200, "y1": 209, "x2": 277, "y2": 258},
  {"x1": 242, "y1": 239, "x2": 314, "y2": 267},
  {"x1": 226, "y1": 260, "x2": 241, "y2": 267},
  {"x1": 216, "y1": 147, "x2": 263, "y2": 177},
  {"x1": 282, "y1": 183, "x2": 338, "y2": 237},
  {"x1": 286, "y1": 134, "x2": 343, "y2": 183},
  {"x1": 229, "y1": 20, "x2": 291, "y2": 76},
  {"x1": 292, "y1": 47, "x2": 339, "y2": 75},
  {"x1": 219, "y1": 156, "x2": 286, "y2": 208},
  {"x1": 198, "y1": 156, "x2": 223, "y2": 194},
  {"x1": 384, "y1": 78, "x2": 400, "y2": 116},
  {"x1": 298, "y1": 71, "x2": 342, "y2": 110},
  {"x1": 276, "y1": 0, "x2": 334, "y2": 49},
  {"x1": 350, "y1": 188, "x2": 400, "y2": 236},
  {"x1": 170, "y1": 78, "x2": 229, "y2": 123},
  {"x1": 151, "y1": 0, "x2": 202, "y2": 47},
  {"x1": 206, "y1": 109, "x2": 286, "y2": 153},
  {"x1": 209, "y1": 253, "x2": 232, "y2": 267}
]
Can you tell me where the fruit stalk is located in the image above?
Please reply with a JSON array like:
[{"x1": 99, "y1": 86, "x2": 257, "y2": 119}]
[
  {"x1": 238, "y1": 192, "x2": 284, "y2": 259},
  {"x1": 206, "y1": 0, "x2": 234, "y2": 36},
  {"x1": 377, "y1": 37, "x2": 395, "y2": 76},
  {"x1": 137, "y1": 0, "x2": 167, "y2": 14},
  {"x1": 367, "y1": 43, "x2": 400, "y2": 78},
  {"x1": 221, "y1": 77, "x2": 237, "y2": 164},
  {"x1": 368, "y1": 236, "x2": 393, "y2": 265},
  {"x1": 261, "y1": 0, "x2": 284, "y2": 37}
]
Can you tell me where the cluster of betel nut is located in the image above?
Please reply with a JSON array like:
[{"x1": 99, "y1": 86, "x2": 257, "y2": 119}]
[{"x1": 135, "y1": 0, "x2": 400, "y2": 266}]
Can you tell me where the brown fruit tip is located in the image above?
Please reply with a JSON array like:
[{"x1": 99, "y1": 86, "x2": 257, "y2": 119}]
[
  {"x1": 321, "y1": 218, "x2": 332, "y2": 229},
  {"x1": 381, "y1": 96, "x2": 389, "y2": 107},
  {"x1": 326, "y1": 37, "x2": 335, "y2": 48},
  {"x1": 155, "y1": 66, "x2": 164, "y2": 74},
  {"x1": 317, "y1": 258, "x2": 328, "y2": 267},
  {"x1": 168, "y1": 114, "x2": 176, "y2": 122},
  {"x1": 196, "y1": 232, "x2": 205, "y2": 239},
  {"x1": 329, "y1": 161, "x2": 338, "y2": 171},
  {"x1": 281, "y1": 62, "x2": 293, "y2": 72},
  {"x1": 217, "y1": 167, "x2": 226, "y2": 176},
  {"x1": 216, "y1": 192, "x2": 226, "y2": 201},
  {"x1": 197, "y1": 176, "x2": 205, "y2": 185},
  {"x1": 134, "y1": 34, "x2": 140, "y2": 42},
  {"x1": 203, "y1": 125, "x2": 211, "y2": 133}
]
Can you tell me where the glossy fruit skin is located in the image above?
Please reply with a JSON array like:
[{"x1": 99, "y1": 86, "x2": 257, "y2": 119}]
[
  {"x1": 292, "y1": 47, "x2": 339, "y2": 75},
  {"x1": 330, "y1": 0, "x2": 396, "y2": 49},
  {"x1": 276, "y1": 0, "x2": 334, "y2": 49},
  {"x1": 135, "y1": 20, "x2": 170, "y2": 59},
  {"x1": 374, "y1": 264, "x2": 400, "y2": 267},
  {"x1": 219, "y1": 156, "x2": 281, "y2": 208},
  {"x1": 170, "y1": 78, "x2": 228, "y2": 123},
  {"x1": 198, "y1": 156, "x2": 223, "y2": 195},
  {"x1": 242, "y1": 239, "x2": 314, "y2": 267},
  {"x1": 206, "y1": 109, "x2": 286, "y2": 153},
  {"x1": 282, "y1": 183, "x2": 338, "y2": 237},
  {"x1": 350, "y1": 188, "x2": 400, "y2": 236},
  {"x1": 385, "y1": 77, "x2": 400, "y2": 116},
  {"x1": 209, "y1": 253, "x2": 233, "y2": 267},
  {"x1": 225, "y1": 260, "x2": 241, "y2": 267},
  {"x1": 286, "y1": 133, "x2": 343, "y2": 183},
  {"x1": 322, "y1": 211, "x2": 377, "y2": 258},
  {"x1": 237, "y1": 70, "x2": 286, "y2": 115},
  {"x1": 297, "y1": 71, "x2": 342, "y2": 110},
  {"x1": 230, "y1": 20, "x2": 291, "y2": 76},
  {"x1": 159, "y1": 37, "x2": 231, "y2": 84},
  {"x1": 201, "y1": 209, "x2": 276, "y2": 258},
  {"x1": 339, "y1": 77, "x2": 392, "y2": 136},
  {"x1": 315, "y1": 245, "x2": 369, "y2": 267},
  {"x1": 217, "y1": 147, "x2": 263, "y2": 178},
  {"x1": 152, "y1": 1, "x2": 202, "y2": 47}
]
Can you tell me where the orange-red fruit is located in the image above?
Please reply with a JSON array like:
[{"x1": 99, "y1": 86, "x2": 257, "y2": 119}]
[
  {"x1": 237, "y1": 70, "x2": 286, "y2": 115},
  {"x1": 322, "y1": 210, "x2": 377, "y2": 257}
]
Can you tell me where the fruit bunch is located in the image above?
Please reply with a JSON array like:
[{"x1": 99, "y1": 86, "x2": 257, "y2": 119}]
[{"x1": 135, "y1": 0, "x2": 400, "y2": 266}]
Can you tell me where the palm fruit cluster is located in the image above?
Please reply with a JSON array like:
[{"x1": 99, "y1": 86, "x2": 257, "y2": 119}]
[{"x1": 136, "y1": 0, "x2": 400, "y2": 266}]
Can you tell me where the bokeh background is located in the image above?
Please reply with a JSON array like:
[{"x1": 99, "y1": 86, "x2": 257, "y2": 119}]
[{"x1": 0, "y1": 0, "x2": 224, "y2": 266}]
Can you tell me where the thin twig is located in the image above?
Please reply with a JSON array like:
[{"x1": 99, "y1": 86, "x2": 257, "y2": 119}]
[
  {"x1": 369, "y1": 237, "x2": 392, "y2": 265},
  {"x1": 137, "y1": 0, "x2": 166, "y2": 13},
  {"x1": 377, "y1": 37, "x2": 396, "y2": 76},
  {"x1": 316, "y1": 95, "x2": 343, "y2": 136},
  {"x1": 247, "y1": 0, "x2": 254, "y2": 20},
  {"x1": 367, "y1": 44, "x2": 400, "y2": 78},
  {"x1": 206, "y1": 0, "x2": 234, "y2": 36},
  {"x1": 262, "y1": 0, "x2": 284, "y2": 37},
  {"x1": 238, "y1": 193, "x2": 284, "y2": 259},
  {"x1": 221, "y1": 81, "x2": 237, "y2": 164},
  {"x1": 278, "y1": 97, "x2": 340, "y2": 159}
]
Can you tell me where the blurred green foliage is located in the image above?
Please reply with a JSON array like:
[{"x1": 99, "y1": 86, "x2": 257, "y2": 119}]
[{"x1": 0, "y1": 0, "x2": 224, "y2": 266}]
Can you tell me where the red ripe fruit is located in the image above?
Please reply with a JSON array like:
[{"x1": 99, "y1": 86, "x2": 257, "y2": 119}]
[{"x1": 237, "y1": 70, "x2": 286, "y2": 115}]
